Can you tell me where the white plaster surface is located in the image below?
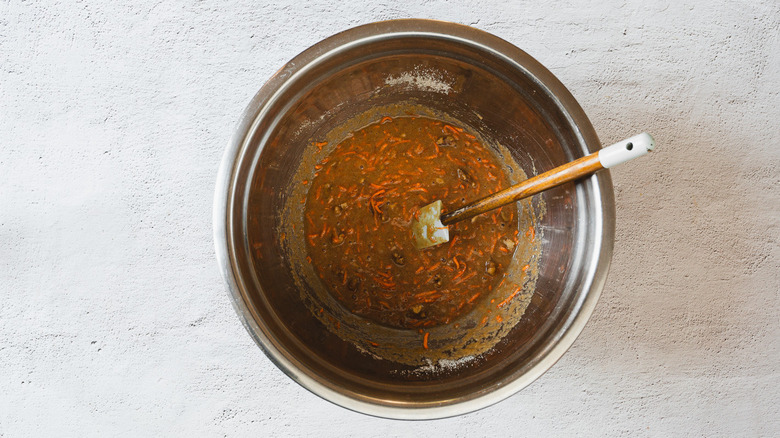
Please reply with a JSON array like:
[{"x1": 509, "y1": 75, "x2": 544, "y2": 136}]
[{"x1": 1, "y1": 1, "x2": 778, "y2": 436}]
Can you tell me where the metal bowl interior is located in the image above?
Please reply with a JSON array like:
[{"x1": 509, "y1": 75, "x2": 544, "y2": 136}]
[{"x1": 214, "y1": 19, "x2": 614, "y2": 419}]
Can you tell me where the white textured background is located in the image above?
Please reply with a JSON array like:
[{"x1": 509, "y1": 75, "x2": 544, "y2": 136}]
[{"x1": 1, "y1": 0, "x2": 778, "y2": 436}]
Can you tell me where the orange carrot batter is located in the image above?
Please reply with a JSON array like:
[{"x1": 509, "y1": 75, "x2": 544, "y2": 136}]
[{"x1": 304, "y1": 116, "x2": 519, "y2": 329}]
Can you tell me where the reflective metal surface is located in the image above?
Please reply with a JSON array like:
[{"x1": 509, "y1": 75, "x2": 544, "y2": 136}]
[{"x1": 214, "y1": 19, "x2": 614, "y2": 419}]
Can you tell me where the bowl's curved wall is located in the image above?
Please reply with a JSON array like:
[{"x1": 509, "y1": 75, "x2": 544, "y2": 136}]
[{"x1": 214, "y1": 19, "x2": 614, "y2": 419}]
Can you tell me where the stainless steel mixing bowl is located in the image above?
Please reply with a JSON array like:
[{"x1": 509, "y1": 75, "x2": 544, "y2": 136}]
[{"x1": 214, "y1": 19, "x2": 614, "y2": 419}]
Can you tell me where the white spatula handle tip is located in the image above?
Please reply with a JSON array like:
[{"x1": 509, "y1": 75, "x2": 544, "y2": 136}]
[{"x1": 599, "y1": 133, "x2": 655, "y2": 168}]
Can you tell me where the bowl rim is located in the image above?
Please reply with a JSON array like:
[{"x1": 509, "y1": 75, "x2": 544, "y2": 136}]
[{"x1": 213, "y1": 18, "x2": 615, "y2": 420}]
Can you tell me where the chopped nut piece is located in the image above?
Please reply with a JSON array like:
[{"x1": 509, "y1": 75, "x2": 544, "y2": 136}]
[
  {"x1": 486, "y1": 260, "x2": 497, "y2": 275},
  {"x1": 334, "y1": 202, "x2": 348, "y2": 215},
  {"x1": 457, "y1": 167, "x2": 476, "y2": 187},
  {"x1": 408, "y1": 304, "x2": 427, "y2": 319},
  {"x1": 436, "y1": 135, "x2": 456, "y2": 147}
]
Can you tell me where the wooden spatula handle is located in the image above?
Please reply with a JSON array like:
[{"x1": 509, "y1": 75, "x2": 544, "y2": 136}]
[
  {"x1": 440, "y1": 133, "x2": 654, "y2": 226},
  {"x1": 441, "y1": 153, "x2": 601, "y2": 225}
]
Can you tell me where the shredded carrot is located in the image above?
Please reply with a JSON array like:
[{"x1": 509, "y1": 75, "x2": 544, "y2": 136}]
[
  {"x1": 447, "y1": 235, "x2": 459, "y2": 256},
  {"x1": 498, "y1": 287, "x2": 522, "y2": 308},
  {"x1": 423, "y1": 332, "x2": 429, "y2": 349},
  {"x1": 443, "y1": 124, "x2": 462, "y2": 134},
  {"x1": 454, "y1": 271, "x2": 476, "y2": 285},
  {"x1": 453, "y1": 262, "x2": 467, "y2": 279},
  {"x1": 420, "y1": 294, "x2": 442, "y2": 303},
  {"x1": 415, "y1": 290, "x2": 439, "y2": 298}
]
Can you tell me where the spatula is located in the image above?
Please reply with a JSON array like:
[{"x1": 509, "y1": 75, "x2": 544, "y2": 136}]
[{"x1": 412, "y1": 133, "x2": 655, "y2": 249}]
